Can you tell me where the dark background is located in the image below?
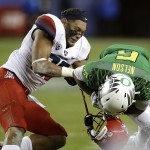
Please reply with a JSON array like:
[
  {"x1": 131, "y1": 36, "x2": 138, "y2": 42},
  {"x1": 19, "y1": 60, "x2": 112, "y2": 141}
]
[{"x1": 0, "y1": 0, "x2": 150, "y2": 37}]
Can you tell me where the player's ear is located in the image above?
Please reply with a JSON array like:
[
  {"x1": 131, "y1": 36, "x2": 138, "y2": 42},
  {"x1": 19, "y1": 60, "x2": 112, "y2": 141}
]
[{"x1": 61, "y1": 18, "x2": 68, "y2": 27}]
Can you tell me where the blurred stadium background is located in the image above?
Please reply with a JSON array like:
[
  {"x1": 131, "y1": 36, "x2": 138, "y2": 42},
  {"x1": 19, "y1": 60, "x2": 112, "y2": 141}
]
[{"x1": 0, "y1": 0, "x2": 150, "y2": 150}]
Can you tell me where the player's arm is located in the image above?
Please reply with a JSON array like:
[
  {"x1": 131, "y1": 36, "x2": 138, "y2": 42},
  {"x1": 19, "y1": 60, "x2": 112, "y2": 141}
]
[
  {"x1": 32, "y1": 29, "x2": 60, "y2": 77},
  {"x1": 74, "y1": 75, "x2": 93, "y2": 95},
  {"x1": 64, "y1": 60, "x2": 87, "y2": 86},
  {"x1": 74, "y1": 65, "x2": 102, "y2": 109},
  {"x1": 32, "y1": 29, "x2": 74, "y2": 77},
  {"x1": 74, "y1": 74, "x2": 100, "y2": 109},
  {"x1": 73, "y1": 66, "x2": 94, "y2": 95},
  {"x1": 65, "y1": 53, "x2": 90, "y2": 86}
]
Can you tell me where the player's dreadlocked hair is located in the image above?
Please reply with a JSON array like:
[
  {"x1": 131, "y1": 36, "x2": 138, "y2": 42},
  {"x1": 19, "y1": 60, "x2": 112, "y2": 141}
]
[{"x1": 61, "y1": 8, "x2": 88, "y2": 22}]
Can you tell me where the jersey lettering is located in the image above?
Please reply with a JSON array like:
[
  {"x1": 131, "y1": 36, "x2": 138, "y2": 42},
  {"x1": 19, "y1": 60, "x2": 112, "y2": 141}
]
[
  {"x1": 112, "y1": 63, "x2": 135, "y2": 75},
  {"x1": 116, "y1": 50, "x2": 139, "y2": 62},
  {"x1": 83, "y1": 68, "x2": 88, "y2": 78}
]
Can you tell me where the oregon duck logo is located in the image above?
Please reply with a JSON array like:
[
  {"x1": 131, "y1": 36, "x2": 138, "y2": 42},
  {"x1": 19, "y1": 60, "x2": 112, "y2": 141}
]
[{"x1": 120, "y1": 78, "x2": 131, "y2": 87}]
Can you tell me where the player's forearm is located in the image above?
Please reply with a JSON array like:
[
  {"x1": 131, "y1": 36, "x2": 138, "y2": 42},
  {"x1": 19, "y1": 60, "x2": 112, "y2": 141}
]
[
  {"x1": 32, "y1": 60, "x2": 74, "y2": 77},
  {"x1": 74, "y1": 75, "x2": 93, "y2": 95},
  {"x1": 32, "y1": 60, "x2": 61, "y2": 77}
]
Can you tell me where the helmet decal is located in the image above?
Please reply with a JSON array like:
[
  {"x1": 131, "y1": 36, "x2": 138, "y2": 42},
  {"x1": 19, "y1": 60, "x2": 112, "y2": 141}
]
[{"x1": 120, "y1": 78, "x2": 131, "y2": 87}]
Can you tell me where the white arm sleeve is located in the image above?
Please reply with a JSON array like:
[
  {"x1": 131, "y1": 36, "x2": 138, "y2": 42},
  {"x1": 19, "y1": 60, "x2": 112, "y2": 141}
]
[{"x1": 73, "y1": 65, "x2": 85, "y2": 81}]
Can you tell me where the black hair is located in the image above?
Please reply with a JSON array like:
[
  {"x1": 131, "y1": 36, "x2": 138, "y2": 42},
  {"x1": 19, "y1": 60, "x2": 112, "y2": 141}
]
[{"x1": 61, "y1": 8, "x2": 87, "y2": 22}]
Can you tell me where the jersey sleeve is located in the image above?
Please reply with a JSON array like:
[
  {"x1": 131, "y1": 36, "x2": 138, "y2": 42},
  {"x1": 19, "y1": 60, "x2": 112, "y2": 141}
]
[
  {"x1": 35, "y1": 15, "x2": 56, "y2": 40},
  {"x1": 77, "y1": 36, "x2": 91, "y2": 60},
  {"x1": 82, "y1": 61, "x2": 99, "y2": 89}
]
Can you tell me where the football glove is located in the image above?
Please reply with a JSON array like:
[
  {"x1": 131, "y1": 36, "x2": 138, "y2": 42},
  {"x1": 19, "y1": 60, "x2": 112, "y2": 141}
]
[
  {"x1": 84, "y1": 114, "x2": 93, "y2": 129},
  {"x1": 84, "y1": 112, "x2": 128, "y2": 150},
  {"x1": 84, "y1": 114, "x2": 107, "y2": 141},
  {"x1": 94, "y1": 115, "x2": 128, "y2": 150},
  {"x1": 64, "y1": 77, "x2": 77, "y2": 86}
]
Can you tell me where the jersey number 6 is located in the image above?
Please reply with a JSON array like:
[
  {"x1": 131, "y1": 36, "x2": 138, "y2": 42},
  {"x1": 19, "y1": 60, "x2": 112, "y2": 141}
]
[{"x1": 116, "y1": 50, "x2": 139, "y2": 62}]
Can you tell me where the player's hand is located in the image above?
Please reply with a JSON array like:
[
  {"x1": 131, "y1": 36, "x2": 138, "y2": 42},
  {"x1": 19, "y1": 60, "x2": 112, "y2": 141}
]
[
  {"x1": 84, "y1": 114, "x2": 97, "y2": 139},
  {"x1": 84, "y1": 114, "x2": 93, "y2": 128},
  {"x1": 84, "y1": 114, "x2": 107, "y2": 140},
  {"x1": 88, "y1": 128, "x2": 108, "y2": 141},
  {"x1": 64, "y1": 77, "x2": 77, "y2": 86}
]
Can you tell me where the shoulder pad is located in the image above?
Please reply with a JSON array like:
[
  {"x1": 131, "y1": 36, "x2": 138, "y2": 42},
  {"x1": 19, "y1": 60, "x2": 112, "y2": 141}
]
[{"x1": 99, "y1": 44, "x2": 149, "y2": 60}]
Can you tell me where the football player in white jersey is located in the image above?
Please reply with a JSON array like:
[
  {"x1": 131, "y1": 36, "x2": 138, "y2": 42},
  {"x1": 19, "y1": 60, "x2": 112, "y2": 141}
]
[{"x1": 0, "y1": 8, "x2": 90, "y2": 150}]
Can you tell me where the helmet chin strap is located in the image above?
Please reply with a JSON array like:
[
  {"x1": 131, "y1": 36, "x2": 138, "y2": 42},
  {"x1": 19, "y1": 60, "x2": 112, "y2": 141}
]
[
  {"x1": 80, "y1": 88, "x2": 106, "y2": 131},
  {"x1": 80, "y1": 88, "x2": 90, "y2": 115}
]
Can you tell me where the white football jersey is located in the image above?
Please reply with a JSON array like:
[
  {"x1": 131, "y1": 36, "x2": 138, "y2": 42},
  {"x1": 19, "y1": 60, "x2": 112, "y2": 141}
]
[{"x1": 1, "y1": 14, "x2": 90, "y2": 93}]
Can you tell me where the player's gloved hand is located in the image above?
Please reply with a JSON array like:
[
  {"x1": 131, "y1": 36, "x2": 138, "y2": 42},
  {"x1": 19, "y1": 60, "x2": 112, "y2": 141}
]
[
  {"x1": 84, "y1": 114, "x2": 93, "y2": 129},
  {"x1": 90, "y1": 91, "x2": 102, "y2": 109},
  {"x1": 84, "y1": 114, "x2": 107, "y2": 141},
  {"x1": 84, "y1": 114, "x2": 96, "y2": 139},
  {"x1": 89, "y1": 127, "x2": 108, "y2": 141},
  {"x1": 64, "y1": 77, "x2": 77, "y2": 86}
]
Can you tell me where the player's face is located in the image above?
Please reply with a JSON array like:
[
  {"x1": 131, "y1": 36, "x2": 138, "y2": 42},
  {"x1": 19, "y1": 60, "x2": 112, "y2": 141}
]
[{"x1": 65, "y1": 20, "x2": 87, "y2": 47}]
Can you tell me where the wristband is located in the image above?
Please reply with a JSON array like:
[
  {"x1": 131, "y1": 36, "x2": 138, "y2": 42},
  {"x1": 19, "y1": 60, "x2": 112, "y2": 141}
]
[{"x1": 61, "y1": 67, "x2": 74, "y2": 77}]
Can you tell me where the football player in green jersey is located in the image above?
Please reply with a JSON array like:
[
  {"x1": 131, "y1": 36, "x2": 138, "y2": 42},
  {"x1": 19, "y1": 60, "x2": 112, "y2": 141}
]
[{"x1": 74, "y1": 44, "x2": 150, "y2": 150}]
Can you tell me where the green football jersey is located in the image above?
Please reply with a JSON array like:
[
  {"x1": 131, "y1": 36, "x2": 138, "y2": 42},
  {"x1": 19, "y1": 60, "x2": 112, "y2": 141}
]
[{"x1": 82, "y1": 44, "x2": 150, "y2": 101}]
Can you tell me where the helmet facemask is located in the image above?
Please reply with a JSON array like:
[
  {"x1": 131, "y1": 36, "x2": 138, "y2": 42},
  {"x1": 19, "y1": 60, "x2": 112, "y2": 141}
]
[{"x1": 87, "y1": 111, "x2": 128, "y2": 150}]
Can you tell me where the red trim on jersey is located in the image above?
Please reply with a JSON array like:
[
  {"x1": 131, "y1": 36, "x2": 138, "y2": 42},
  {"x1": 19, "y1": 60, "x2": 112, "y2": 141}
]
[{"x1": 35, "y1": 15, "x2": 56, "y2": 39}]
